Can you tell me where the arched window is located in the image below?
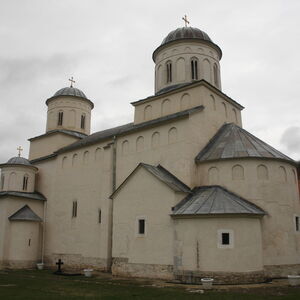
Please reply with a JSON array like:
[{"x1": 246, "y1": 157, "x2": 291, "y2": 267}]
[
  {"x1": 81, "y1": 114, "x2": 86, "y2": 129},
  {"x1": 58, "y1": 111, "x2": 63, "y2": 126},
  {"x1": 191, "y1": 58, "x2": 198, "y2": 80},
  {"x1": 22, "y1": 175, "x2": 29, "y2": 191},
  {"x1": 166, "y1": 61, "x2": 172, "y2": 83},
  {"x1": 213, "y1": 63, "x2": 219, "y2": 87},
  {"x1": 208, "y1": 167, "x2": 219, "y2": 184}
]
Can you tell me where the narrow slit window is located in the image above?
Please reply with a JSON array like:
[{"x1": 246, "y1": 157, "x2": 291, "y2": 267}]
[
  {"x1": 138, "y1": 219, "x2": 145, "y2": 234},
  {"x1": 222, "y1": 232, "x2": 230, "y2": 245},
  {"x1": 58, "y1": 112, "x2": 64, "y2": 126},
  {"x1": 191, "y1": 59, "x2": 198, "y2": 80},
  {"x1": 22, "y1": 176, "x2": 28, "y2": 191},
  {"x1": 166, "y1": 62, "x2": 172, "y2": 83},
  {"x1": 81, "y1": 115, "x2": 86, "y2": 129},
  {"x1": 98, "y1": 209, "x2": 102, "y2": 223},
  {"x1": 296, "y1": 216, "x2": 300, "y2": 232},
  {"x1": 72, "y1": 201, "x2": 77, "y2": 218}
]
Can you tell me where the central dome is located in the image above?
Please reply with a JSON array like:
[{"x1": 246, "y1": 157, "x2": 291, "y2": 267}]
[
  {"x1": 53, "y1": 87, "x2": 87, "y2": 99},
  {"x1": 161, "y1": 27, "x2": 213, "y2": 46}
]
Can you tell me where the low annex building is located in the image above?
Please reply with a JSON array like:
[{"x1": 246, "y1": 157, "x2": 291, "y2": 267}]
[{"x1": 0, "y1": 25, "x2": 299, "y2": 283}]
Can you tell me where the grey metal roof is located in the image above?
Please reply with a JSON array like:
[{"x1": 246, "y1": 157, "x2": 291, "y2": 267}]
[
  {"x1": 131, "y1": 80, "x2": 244, "y2": 110},
  {"x1": 57, "y1": 105, "x2": 204, "y2": 154},
  {"x1": 195, "y1": 123, "x2": 294, "y2": 164},
  {"x1": 172, "y1": 186, "x2": 266, "y2": 216},
  {"x1": 6, "y1": 156, "x2": 31, "y2": 166},
  {"x1": 110, "y1": 163, "x2": 190, "y2": 199},
  {"x1": 141, "y1": 163, "x2": 191, "y2": 193},
  {"x1": 0, "y1": 191, "x2": 46, "y2": 201},
  {"x1": 28, "y1": 129, "x2": 87, "y2": 142},
  {"x1": 54, "y1": 87, "x2": 87, "y2": 99},
  {"x1": 9, "y1": 205, "x2": 42, "y2": 222},
  {"x1": 153, "y1": 27, "x2": 222, "y2": 61}
]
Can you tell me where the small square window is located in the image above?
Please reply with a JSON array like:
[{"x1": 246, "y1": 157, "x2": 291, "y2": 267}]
[
  {"x1": 138, "y1": 219, "x2": 145, "y2": 234},
  {"x1": 222, "y1": 232, "x2": 230, "y2": 245}
]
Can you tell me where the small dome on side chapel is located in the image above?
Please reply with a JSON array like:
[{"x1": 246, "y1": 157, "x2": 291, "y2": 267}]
[
  {"x1": 6, "y1": 156, "x2": 32, "y2": 166},
  {"x1": 53, "y1": 87, "x2": 88, "y2": 99}
]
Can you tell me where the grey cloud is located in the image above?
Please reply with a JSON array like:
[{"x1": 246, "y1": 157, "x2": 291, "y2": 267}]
[{"x1": 280, "y1": 127, "x2": 300, "y2": 156}]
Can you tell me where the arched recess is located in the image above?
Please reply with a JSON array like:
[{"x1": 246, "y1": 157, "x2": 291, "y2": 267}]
[
  {"x1": 168, "y1": 127, "x2": 177, "y2": 144},
  {"x1": 203, "y1": 59, "x2": 211, "y2": 82},
  {"x1": 180, "y1": 93, "x2": 191, "y2": 111},
  {"x1": 184, "y1": 47, "x2": 192, "y2": 53},
  {"x1": 293, "y1": 169, "x2": 297, "y2": 183},
  {"x1": 72, "y1": 154, "x2": 78, "y2": 167},
  {"x1": 157, "y1": 64, "x2": 162, "y2": 88},
  {"x1": 232, "y1": 108, "x2": 238, "y2": 123},
  {"x1": 279, "y1": 166, "x2": 287, "y2": 182},
  {"x1": 1, "y1": 174, "x2": 5, "y2": 190},
  {"x1": 95, "y1": 148, "x2": 102, "y2": 161},
  {"x1": 62, "y1": 156, "x2": 68, "y2": 169},
  {"x1": 257, "y1": 164, "x2": 269, "y2": 180},
  {"x1": 8, "y1": 172, "x2": 16, "y2": 190},
  {"x1": 144, "y1": 105, "x2": 152, "y2": 121},
  {"x1": 69, "y1": 110, "x2": 76, "y2": 128},
  {"x1": 213, "y1": 63, "x2": 219, "y2": 87},
  {"x1": 48, "y1": 112, "x2": 54, "y2": 129},
  {"x1": 136, "y1": 136, "x2": 144, "y2": 152},
  {"x1": 210, "y1": 95, "x2": 216, "y2": 111},
  {"x1": 83, "y1": 151, "x2": 89, "y2": 165},
  {"x1": 151, "y1": 132, "x2": 160, "y2": 148},
  {"x1": 232, "y1": 164, "x2": 244, "y2": 180},
  {"x1": 208, "y1": 167, "x2": 219, "y2": 184},
  {"x1": 176, "y1": 57, "x2": 186, "y2": 82},
  {"x1": 162, "y1": 99, "x2": 171, "y2": 116},
  {"x1": 122, "y1": 140, "x2": 129, "y2": 155},
  {"x1": 222, "y1": 102, "x2": 228, "y2": 117}
]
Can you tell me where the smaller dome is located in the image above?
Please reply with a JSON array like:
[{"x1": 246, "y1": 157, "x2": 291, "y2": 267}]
[
  {"x1": 53, "y1": 87, "x2": 87, "y2": 99},
  {"x1": 7, "y1": 156, "x2": 32, "y2": 166}
]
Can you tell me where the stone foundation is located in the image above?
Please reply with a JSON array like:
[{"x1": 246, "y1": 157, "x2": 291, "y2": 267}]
[
  {"x1": 174, "y1": 270, "x2": 266, "y2": 284},
  {"x1": 264, "y1": 264, "x2": 300, "y2": 278},
  {"x1": 112, "y1": 257, "x2": 174, "y2": 280},
  {"x1": 44, "y1": 254, "x2": 109, "y2": 271},
  {"x1": 0, "y1": 259, "x2": 37, "y2": 269}
]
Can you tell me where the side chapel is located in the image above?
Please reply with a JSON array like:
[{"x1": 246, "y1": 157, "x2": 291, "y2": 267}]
[{"x1": 0, "y1": 22, "x2": 299, "y2": 283}]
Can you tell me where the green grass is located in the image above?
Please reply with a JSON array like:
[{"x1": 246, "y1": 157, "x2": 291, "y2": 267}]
[{"x1": 0, "y1": 269, "x2": 300, "y2": 299}]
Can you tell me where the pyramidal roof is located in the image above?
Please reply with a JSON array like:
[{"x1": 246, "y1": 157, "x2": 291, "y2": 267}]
[
  {"x1": 8, "y1": 205, "x2": 42, "y2": 222},
  {"x1": 195, "y1": 123, "x2": 294, "y2": 164},
  {"x1": 172, "y1": 186, "x2": 266, "y2": 216}
]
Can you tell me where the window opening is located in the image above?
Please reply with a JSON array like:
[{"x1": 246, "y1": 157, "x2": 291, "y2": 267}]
[
  {"x1": 98, "y1": 209, "x2": 102, "y2": 223},
  {"x1": 296, "y1": 216, "x2": 300, "y2": 232},
  {"x1": 191, "y1": 59, "x2": 198, "y2": 80},
  {"x1": 72, "y1": 201, "x2": 77, "y2": 218},
  {"x1": 166, "y1": 62, "x2": 172, "y2": 83},
  {"x1": 22, "y1": 176, "x2": 28, "y2": 191},
  {"x1": 222, "y1": 233, "x2": 230, "y2": 245},
  {"x1": 58, "y1": 112, "x2": 63, "y2": 126},
  {"x1": 81, "y1": 115, "x2": 86, "y2": 129},
  {"x1": 138, "y1": 219, "x2": 145, "y2": 234}
]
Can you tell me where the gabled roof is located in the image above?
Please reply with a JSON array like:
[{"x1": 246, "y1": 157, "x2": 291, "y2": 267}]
[
  {"x1": 172, "y1": 186, "x2": 266, "y2": 217},
  {"x1": 9, "y1": 205, "x2": 43, "y2": 222},
  {"x1": 56, "y1": 106, "x2": 203, "y2": 155},
  {"x1": 195, "y1": 123, "x2": 294, "y2": 164},
  {"x1": 0, "y1": 191, "x2": 46, "y2": 201},
  {"x1": 28, "y1": 129, "x2": 87, "y2": 142},
  {"x1": 110, "y1": 163, "x2": 191, "y2": 199}
]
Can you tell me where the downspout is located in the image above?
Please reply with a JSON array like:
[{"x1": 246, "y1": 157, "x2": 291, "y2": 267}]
[
  {"x1": 41, "y1": 200, "x2": 47, "y2": 264},
  {"x1": 108, "y1": 135, "x2": 117, "y2": 271}
]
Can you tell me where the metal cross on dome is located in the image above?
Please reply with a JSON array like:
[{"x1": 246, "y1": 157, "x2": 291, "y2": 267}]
[
  {"x1": 182, "y1": 15, "x2": 190, "y2": 27},
  {"x1": 69, "y1": 77, "x2": 75, "y2": 88},
  {"x1": 17, "y1": 146, "x2": 23, "y2": 157}
]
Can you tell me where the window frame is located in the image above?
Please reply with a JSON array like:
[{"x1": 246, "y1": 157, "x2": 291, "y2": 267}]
[
  {"x1": 217, "y1": 229, "x2": 234, "y2": 249},
  {"x1": 191, "y1": 58, "x2": 198, "y2": 80},
  {"x1": 136, "y1": 216, "x2": 146, "y2": 237}
]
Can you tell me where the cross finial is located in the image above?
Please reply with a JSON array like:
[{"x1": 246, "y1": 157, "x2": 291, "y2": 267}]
[
  {"x1": 182, "y1": 15, "x2": 190, "y2": 27},
  {"x1": 69, "y1": 77, "x2": 75, "y2": 88},
  {"x1": 17, "y1": 146, "x2": 23, "y2": 157}
]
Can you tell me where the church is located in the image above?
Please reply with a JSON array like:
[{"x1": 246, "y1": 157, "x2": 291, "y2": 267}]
[{"x1": 0, "y1": 23, "x2": 299, "y2": 284}]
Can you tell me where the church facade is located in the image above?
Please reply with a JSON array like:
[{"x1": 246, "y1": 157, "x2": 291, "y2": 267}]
[{"x1": 0, "y1": 26, "x2": 299, "y2": 283}]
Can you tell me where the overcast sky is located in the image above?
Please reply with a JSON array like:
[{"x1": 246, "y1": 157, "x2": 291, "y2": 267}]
[{"x1": 0, "y1": 0, "x2": 299, "y2": 162}]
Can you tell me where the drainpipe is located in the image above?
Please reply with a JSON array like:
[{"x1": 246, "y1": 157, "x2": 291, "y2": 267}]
[
  {"x1": 108, "y1": 136, "x2": 117, "y2": 271},
  {"x1": 41, "y1": 200, "x2": 47, "y2": 264}
]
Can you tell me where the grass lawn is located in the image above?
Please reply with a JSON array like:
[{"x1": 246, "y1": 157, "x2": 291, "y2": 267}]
[{"x1": 1, "y1": 269, "x2": 300, "y2": 299}]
